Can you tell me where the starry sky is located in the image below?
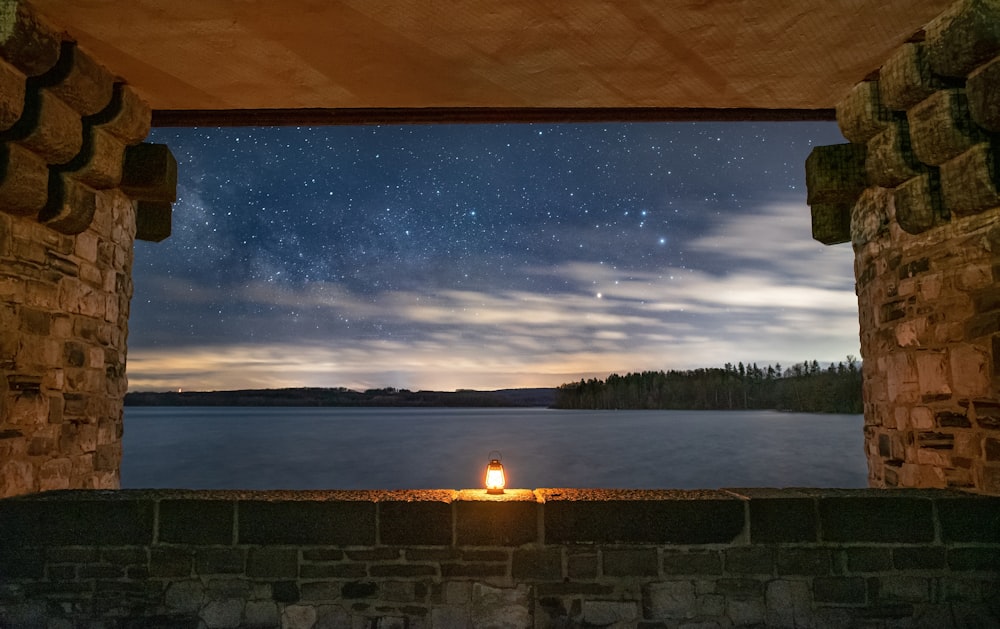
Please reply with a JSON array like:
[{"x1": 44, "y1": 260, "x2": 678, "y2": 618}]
[{"x1": 128, "y1": 121, "x2": 857, "y2": 392}]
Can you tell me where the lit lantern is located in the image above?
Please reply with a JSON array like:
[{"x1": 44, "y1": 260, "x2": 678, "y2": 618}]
[{"x1": 484, "y1": 451, "x2": 505, "y2": 494}]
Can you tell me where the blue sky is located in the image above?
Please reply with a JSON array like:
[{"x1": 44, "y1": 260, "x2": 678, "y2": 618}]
[{"x1": 127, "y1": 121, "x2": 857, "y2": 391}]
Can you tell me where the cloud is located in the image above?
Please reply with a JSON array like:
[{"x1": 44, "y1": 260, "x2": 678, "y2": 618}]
[{"x1": 127, "y1": 199, "x2": 861, "y2": 391}]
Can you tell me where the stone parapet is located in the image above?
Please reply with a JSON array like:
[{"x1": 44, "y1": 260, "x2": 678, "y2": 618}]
[{"x1": 0, "y1": 488, "x2": 997, "y2": 628}]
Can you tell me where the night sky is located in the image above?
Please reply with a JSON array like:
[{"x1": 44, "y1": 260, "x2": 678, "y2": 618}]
[{"x1": 128, "y1": 121, "x2": 857, "y2": 392}]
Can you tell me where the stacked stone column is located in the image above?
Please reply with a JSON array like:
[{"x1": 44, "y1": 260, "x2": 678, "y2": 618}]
[
  {"x1": 0, "y1": 2, "x2": 174, "y2": 498},
  {"x1": 807, "y1": 0, "x2": 1000, "y2": 493}
]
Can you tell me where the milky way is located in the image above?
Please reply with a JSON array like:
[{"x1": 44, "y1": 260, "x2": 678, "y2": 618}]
[{"x1": 128, "y1": 122, "x2": 856, "y2": 392}]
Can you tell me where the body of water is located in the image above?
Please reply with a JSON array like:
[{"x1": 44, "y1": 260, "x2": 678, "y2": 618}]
[{"x1": 121, "y1": 407, "x2": 867, "y2": 490}]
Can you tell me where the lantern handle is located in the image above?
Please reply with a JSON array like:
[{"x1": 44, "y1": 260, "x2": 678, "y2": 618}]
[{"x1": 488, "y1": 450, "x2": 502, "y2": 462}]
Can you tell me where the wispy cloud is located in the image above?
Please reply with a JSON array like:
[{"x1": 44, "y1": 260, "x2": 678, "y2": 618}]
[{"x1": 128, "y1": 200, "x2": 859, "y2": 391}]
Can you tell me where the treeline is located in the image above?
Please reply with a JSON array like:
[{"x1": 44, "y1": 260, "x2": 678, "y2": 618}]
[
  {"x1": 553, "y1": 358, "x2": 862, "y2": 413},
  {"x1": 124, "y1": 387, "x2": 557, "y2": 408}
]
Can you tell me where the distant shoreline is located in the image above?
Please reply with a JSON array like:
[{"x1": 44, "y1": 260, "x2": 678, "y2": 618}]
[{"x1": 124, "y1": 387, "x2": 557, "y2": 408}]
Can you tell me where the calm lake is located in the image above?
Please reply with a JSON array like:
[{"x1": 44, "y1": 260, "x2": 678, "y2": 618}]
[{"x1": 121, "y1": 407, "x2": 867, "y2": 490}]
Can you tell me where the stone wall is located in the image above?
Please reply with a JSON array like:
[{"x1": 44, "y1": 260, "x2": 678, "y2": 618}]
[
  {"x1": 807, "y1": 0, "x2": 1000, "y2": 494},
  {"x1": 0, "y1": 1, "x2": 172, "y2": 498},
  {"x1": 0, "y1": 488, "x2": 997, "y2": 628}
]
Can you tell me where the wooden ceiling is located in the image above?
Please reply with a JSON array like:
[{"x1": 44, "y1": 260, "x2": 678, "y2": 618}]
[{"x1": 30, "y1": 0, "x2": 954, "y2": 123}]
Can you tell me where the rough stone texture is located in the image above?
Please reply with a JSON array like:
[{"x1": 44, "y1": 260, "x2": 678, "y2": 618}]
[
  {"x1": 866, "y1": 118, "x2": 926, "y2": 188},
  {"x1": 836, "y1": 80, "x2": 894, "y2": 144},
  {"x1": 0, "y1": 58, "x2": 25, "y2": 132},
  {"x1": 908, "y1": 89, "x2": 988, "y2": 167},
  {"x1": 3, "y1": 88, "x2": 83, "y2": 165},
  {"x1": 893, "y1": 170, "x2": 948, "y2": 235},
  {"x1": 0, "y1": 141, "x2": 48, "y2": 216},
  {"x1": 879, "y1": 42, "x2": 943, "y2": 111},
  {"x1": 939, "y1": 141, "x2": 1000, "y2": 217},
  {"x1": 967, "y1": 56, "x2": 1000, "y2": 132},
  {"x1": 924, "y1": 0, "x2": 1000, "y2": 78},
  {"x1": 0, "y1": 0, "x2": 61, "y2": 76},
  {"x1": 35, "y1": 41, "x2": 114, "y2": 117},
  {"x1": 0, "y1": 488, "x2": 997, "y2": 627},
  {"x1": 809, "y1": 2, "x2": 1000, "y2": 496}
]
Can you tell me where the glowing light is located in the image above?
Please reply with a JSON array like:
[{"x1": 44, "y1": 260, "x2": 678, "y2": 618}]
[{"x1": 484, "y1": 451, "x2": 506, "y2": 494}]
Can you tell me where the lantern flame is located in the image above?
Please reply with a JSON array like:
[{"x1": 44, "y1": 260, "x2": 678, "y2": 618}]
[{"x1": 485, "y1": 452, "x2": 505, "y2": 494}]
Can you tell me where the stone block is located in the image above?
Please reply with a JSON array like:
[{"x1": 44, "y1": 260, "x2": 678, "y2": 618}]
[
  {"x1": 811, "y1": 202, "x2": 851, "y2": 245},
  {"x1": 246, "y1": 547, "x2": 298, "y2": 578},
  {"x1": 727, "y1": 597, "x2": 765, "y2": 626},
  {"x1": 0, "y1": 141, "x2": 49, "y2": 216},
  {"x1": 813, "y1": 576, "x2": 866, "y2": 604},
  {"x1": 715, "y1": 577, "x2": 762, "y2": 599},
  {"x1": 938, "y1": 496, "x2": 1000, "y2": 542},
  {"x1": 299, "y1": 562, "x2": 365, "y2": 579},
  {"x1": 879, "y1": 43, "x2": 942, "y2": 111},
  {"x1": 940, "y1": 142, "x2": 1000, "y2": 217},
  {"x1": 379, "y1": 500, "x2": 452, "y2": 546},
  {"x1": 282, "y1": 604, "x2": 318, "y2": 629},
  {"x1": 0, "y1": 59, "x2": 25, "y2": 132},
  {"x1": 909, "y1": 89, "x2": 989, "y2": 167},
  {"x1": 894, "y1": 171, "x2": 948, "y2": 235},
  {"x1": 749, "y1": 497, "x2": 817, "y2": 543},
  {"x1": 924, "y1": 0, "x2": 1000, "y2": 78},
  {"x1": 661, "y1": 550, "x2": 721, "y2": 575},
  {"x1": 580, "y1": 600, "x2": 638, "y2": 627},
  {"x1": 968, "y1": 57, "x2": 1000, "y2": 131},
  {"x1": 440, "y1": 562, "x2": 506, "y2": 579},
  {"x1": 150, "y1": 547, "x2": 193, "y2": 578},
  {"x1": 0, "y1": 495, "x2": 154, "y2": 545},
  {"x1": 765, "y1": 579, "x2": 812, "y2": 628},
  {"x1": 195, "y1": 548, "x2": 245, "y2": 575},
  {"x1": 805, "y1": 143, "x2": 867, "y2": 206},
  {"x1": 776, "y1": 548, "x2": 831, "y2": 576},
  {"x1": 892, "y1": 546, "x2": 946, "y2": 569},
  {"x1": 724, "y1": 546, "x2": 772, "y2": 575},
  {"x1": 837, "y1": 81, "x2": 894, "y2": 143},
  {"x1": 543, "y1": 493, "x2": 744, "y2": 544},
  {"x1": 603, "y1": 547, "x2": 658, "y2": 576},
  {"x1": 471, "y1": 583, "x2": 530, "y2": 629},
  {"x1": 369, "y1": 564, "x2": 437, "y2": 577},
  {"x1": 238, "y1": 499, "x2": 375, "y2": 545},
  {"x1": 3, "y1": 88, "x2": 83, "y2": 165},
  {"x1": 0, "y1": 1, "x2": 61, "y2": 76},
  {"x1": 38, "y1": 172, "x2": 97, "y2": 235},
  {"x1": 866, "y1": 118, "x2": 926, "y2": 188},
  {"x1": 819, "y1": 495, "x2": 934, "y2": 542},
  {"x1": 34, "y1": 41, "x2": 113, "y2": 117},
  {"x1": 511, "y1": 548, "x2": 561, "y2": 580},
  {"x1": 91, "y1": 82, "x2": 151, "y2": 145},
  {"x1": 58, "y1": 125, "x2": 126, "y2": 190},
  {"x1": 455, "y1": 500, "x2": 537, "y2": 546},
  {"x1": 120, "y1": 142, "x2": 177, "y2": 202}
]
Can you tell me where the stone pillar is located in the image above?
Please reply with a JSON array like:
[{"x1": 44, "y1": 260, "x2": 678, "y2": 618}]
[
  {"x1": 0, "y1": 2, "x2": 172, "y2": 498},
  {"x1": 808, "y1": 0, "x2": 1000, "y2": 494}
]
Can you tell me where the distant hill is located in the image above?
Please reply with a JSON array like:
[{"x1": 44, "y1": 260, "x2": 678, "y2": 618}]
[{"x1": 124, "y1": 387, "x2": 557, "y2": 408}]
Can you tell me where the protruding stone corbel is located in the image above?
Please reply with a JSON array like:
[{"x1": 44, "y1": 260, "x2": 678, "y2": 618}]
[
  {"x1": 135, "y1": 201, "x2": 171, "y2": 242},
  {"x1": 0, "y1": 0, "x2": 61, "y2": 77},
  {"x1": 0, "y1": 141, "x2": 48, "y2": 216},
  {"x1": 836, "y1": 81, "x2": 894, "y2": 144},
  {"x1": 894, "y1": 171, "x2": 948, "y2": 234},
  {"x1": 939, "y1": 142, "x2": 1000, "y2": 217},
  {"x1": 0, "y1": 58, "x2": 25, "y2": 131},
  {"x1": 0, "y1": 87, "x2": 82, "y2": 165},
  {"x1": 866, "y1": 118, "x2": 926, "y2": 188},
  {"x1": 908, "y1": 89, "x2": 988, "y2": 167},
  {"x1": 924, "y1": 0, "x2": 1000, "y2": 79},
  {"x1": 32, "y1": 41, "x2": 114, "y2": 118},
  {"x1": 879, "y1": 43, "x2": 945, "y2": 111},
  {"x1": 805, "y1": 144, "x2": 867, "y2": 246},
  {"x1": 967, "y1": 57, "x2": 1000, "y2": 132},
  {"x1": 38, "y1": 170, "x2": 96, "y2": 234},
  {"x1": 89, "y1": 83, "x2": 151, "y2": 146},
  {"x1": 121, "y1": 143, "x2": 177, "y2": 242}
]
